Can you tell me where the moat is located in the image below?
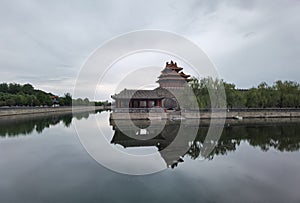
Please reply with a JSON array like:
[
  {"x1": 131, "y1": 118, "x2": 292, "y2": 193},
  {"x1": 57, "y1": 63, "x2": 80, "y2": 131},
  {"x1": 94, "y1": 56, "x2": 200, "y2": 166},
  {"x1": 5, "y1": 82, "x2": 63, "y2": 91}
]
[{"x1": 0, "y1": 111, "x2": 300, "y2": 202}]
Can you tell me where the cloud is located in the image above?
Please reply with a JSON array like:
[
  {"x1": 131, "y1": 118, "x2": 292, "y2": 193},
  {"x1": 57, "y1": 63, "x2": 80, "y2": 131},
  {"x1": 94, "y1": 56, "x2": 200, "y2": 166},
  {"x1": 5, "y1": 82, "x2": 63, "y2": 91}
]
[{"x1": 0, "y1": 0, "x2": 299, "y2": 99}]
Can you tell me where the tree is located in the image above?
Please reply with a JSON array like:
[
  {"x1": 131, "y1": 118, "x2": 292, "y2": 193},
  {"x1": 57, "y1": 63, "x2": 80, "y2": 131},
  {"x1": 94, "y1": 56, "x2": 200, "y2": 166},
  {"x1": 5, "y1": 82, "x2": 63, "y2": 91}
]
[
  {"x1": 58, "y1": 97, "x2": 65, "y2": 106},
  {"x1": 274, "y1": 80, "x2": 300, "y2": 108},
  {"x1": 6, "y1": 98, "x2": 16, "y2": 106},
  {"x1": 83, "y1": 98, "x2": 90, "y2": 105},
  {"x1": 64, "y1": 93, "x2": 72, "y2": 106},
  {"x1": 8, "y1": 83, "x2": 21, "y2": 94},
  {"x1": 0, "y1": 83, "x2": 8, "y2": 93},
  {"x1": 75, "y1": 98, "x2": 84, "y2": 106},
  {"x1": 22, "y1": 84, "x2": 34, "y2": 94}
]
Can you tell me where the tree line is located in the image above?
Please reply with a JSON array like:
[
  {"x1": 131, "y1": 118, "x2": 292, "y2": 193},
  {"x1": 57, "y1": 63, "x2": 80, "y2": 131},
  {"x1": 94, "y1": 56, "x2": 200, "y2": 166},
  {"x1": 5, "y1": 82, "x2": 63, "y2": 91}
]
[
  {"x1": 189, "y1": 77, "x2": 300, "y2": 108},
  {"x1": 0, "y1": 83, "x2": 111, "y2": 107}
]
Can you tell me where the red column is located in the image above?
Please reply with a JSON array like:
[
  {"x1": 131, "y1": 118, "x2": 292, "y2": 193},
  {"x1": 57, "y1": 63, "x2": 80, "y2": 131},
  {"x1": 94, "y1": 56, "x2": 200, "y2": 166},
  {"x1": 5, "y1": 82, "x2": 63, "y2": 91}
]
[
  {"x1": 129, "y1": 100, "x2": 132, "y2": 108},
  {"x1": 158, "y1": 100, "x2": 162, "y2": 107}
]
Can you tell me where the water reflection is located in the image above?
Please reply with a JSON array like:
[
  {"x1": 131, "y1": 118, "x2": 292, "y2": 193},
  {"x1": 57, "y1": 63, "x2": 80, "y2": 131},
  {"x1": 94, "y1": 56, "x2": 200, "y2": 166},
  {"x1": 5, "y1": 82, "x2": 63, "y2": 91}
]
[
  {"x1": 1, "y1": 112, "x2": 300, "y2": 169},
  {"x1": 110, "y1": 119, "x2": 300, "y2": 168},
  {"x1": 0, "y1": 110, "x2": 104, "y2": 137},
  {"x1": 111, "y1": 120, "x2": 185, "y2": 168}
]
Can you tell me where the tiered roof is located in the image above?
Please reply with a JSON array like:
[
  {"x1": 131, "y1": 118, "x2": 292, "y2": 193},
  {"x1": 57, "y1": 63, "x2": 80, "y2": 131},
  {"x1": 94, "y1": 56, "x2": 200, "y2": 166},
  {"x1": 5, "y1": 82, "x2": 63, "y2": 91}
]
[
  {"x1": 156, "y1": 60, "x2": 191, "y2": 85},
  {"x1": 111, "y1": 87, "x2": 174, "y2": 99},
  {"x1": 165, "y1": 61, "x2": 183, "y2": 72}
]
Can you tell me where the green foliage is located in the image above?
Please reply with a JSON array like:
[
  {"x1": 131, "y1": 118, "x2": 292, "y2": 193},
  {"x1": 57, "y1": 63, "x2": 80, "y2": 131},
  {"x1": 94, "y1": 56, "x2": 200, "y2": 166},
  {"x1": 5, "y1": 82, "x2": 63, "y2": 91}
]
[
  {"x1": 58, "y1": 93, "x2": 73, "y2": 106},
  {"x1": 22, "y1": 84, "x2": 34, "y2": 94},
  {"x1": 0, "y1": 83, "x2": 8, "y2": 93},
  {"x1": 64, "y1": 93, "x2": 72, "y2": 106},
  {"x1": 189, "y1": 78, "x2": 300, "y2": 109},
  {"x1": 94, "y1": 100, "x2": 111, "y2": 106},
  {"x1": 0, "y1": 82, "x2": 109, "y2": 107},
  {"x1": 0, "y1": 82, "x2": 59, "y2": 107},
  {"x1": 189, "y1": 77, "x2": 227, "y2": 108},
  {"x1": 72, "y1": 97, "x2": 104, "y2": 106}
]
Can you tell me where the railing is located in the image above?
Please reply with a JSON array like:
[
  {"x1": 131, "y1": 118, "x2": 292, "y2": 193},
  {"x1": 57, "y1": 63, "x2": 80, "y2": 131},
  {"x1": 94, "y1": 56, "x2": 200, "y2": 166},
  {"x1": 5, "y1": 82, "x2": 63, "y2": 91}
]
[
  {"x1": 184, "y1": 108, "x2": 300, "y2": 112},
  {"x1": 112, "y1": 107, "x2": 165, "y2": 113}
]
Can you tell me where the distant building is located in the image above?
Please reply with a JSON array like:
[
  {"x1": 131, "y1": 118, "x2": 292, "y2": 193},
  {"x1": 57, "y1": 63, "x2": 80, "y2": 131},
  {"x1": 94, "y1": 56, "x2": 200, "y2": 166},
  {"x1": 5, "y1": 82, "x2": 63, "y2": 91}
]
[
  {"x1": 111, "y1": 61, "x2": 191, "y2": 110},
  {"x1": 50, "y1": 95, "x2": 59, "y2": 106}
]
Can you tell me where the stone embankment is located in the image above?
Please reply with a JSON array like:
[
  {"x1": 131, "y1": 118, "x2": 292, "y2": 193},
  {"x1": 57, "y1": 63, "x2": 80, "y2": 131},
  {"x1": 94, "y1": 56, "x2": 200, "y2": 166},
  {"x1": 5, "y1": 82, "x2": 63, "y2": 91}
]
[
  {"x1": 0, "y1": 106, "x2": 108, "y2": 117},
  {"x1": 110, "y1": 108, "x2": 300, "y2": 120}
]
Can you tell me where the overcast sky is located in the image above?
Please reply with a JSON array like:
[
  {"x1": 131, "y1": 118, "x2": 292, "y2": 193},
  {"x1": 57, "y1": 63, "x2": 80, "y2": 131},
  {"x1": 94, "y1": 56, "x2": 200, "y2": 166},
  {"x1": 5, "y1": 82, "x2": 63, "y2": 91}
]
[{"x1": 0, "y1": 0, "x2": 299, "y2": 99}]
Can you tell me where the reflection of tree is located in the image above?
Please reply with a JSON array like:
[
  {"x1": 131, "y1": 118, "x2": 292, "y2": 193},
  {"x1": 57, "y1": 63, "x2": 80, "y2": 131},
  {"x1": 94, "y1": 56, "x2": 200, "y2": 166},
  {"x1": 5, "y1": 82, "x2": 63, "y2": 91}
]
[
  {"x1": 0, "y1": 110, "x2": 104, "y2": 137},
  {"x1": 62, "y1": 115, "x2": 73, "y2": 127},
  {"x1": 245, "y1": 125, "x2": 300, "y2": 152},
  {"x1": 74, "y1": 112, "x2": 89, "y2": 120},
  {"x1": 186, "y1": 123, "x2": 300, "y2": 160},
  {"x1": 188, "y1": 141, "x2": 201, "y2": 160}
]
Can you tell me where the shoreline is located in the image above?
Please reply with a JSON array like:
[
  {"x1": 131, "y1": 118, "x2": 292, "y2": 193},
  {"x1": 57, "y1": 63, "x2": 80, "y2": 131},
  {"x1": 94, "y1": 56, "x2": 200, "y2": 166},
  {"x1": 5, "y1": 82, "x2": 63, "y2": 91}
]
[
  {"x1": 0, "y1": 106, "x2": 110, "y2": 117},
  {"x1": 110, "y1": 108, "x2": 300, "y2": 120}
]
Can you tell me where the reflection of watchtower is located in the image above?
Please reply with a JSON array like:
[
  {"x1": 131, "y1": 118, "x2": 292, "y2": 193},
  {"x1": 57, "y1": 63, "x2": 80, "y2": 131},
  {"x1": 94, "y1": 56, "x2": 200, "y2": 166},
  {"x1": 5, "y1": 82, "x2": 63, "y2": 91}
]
[
  {"x1": 110, "y1": 120, "x2": 189, "y2": 168},
  {"x1": 157, "y1": 60, "x2": 191, "y2": 89}
]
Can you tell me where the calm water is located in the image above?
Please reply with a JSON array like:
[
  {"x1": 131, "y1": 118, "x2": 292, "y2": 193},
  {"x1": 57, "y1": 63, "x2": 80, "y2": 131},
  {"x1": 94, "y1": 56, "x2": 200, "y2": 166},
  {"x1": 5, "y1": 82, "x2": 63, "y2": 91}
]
[{"x1": 0, "y1": 111, "x2": 300, "y2": 203}]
